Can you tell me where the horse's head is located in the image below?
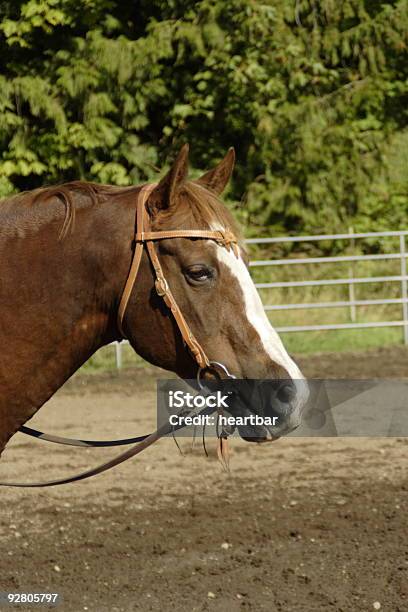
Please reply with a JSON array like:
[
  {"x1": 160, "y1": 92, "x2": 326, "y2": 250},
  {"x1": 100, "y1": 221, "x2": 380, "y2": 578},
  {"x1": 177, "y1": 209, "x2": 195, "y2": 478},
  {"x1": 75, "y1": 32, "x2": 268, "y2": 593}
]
[{"x1": 122, "y1": 145, "x2": 308, "y2": 441}]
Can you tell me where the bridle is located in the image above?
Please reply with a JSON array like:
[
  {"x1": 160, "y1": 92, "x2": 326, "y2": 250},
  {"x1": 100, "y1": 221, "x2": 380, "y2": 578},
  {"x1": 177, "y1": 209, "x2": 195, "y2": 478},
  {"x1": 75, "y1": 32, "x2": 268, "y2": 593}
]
[
  {"x1": 117, "y1": 183, "x2": 239, "y2": 373},
  {"x1": 0, "y1": 183, "x2": 238, "y2": 487}
]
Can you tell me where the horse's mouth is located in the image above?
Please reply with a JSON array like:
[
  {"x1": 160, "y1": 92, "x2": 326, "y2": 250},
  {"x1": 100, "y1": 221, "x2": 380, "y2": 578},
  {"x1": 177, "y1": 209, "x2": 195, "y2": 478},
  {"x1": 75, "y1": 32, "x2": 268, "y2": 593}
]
[
  {"x1": 240, "y1": 433, "x2": 281, "y2": 443},
  {"x1": 237, "y1": 420, "x2": 300, "y2": 443},
  {"x1": 225, "y1": 384, "x2": 304, "y2": 444},
  {"x1": 237, "y1": 424, "x2": 280, "y2": 443}
]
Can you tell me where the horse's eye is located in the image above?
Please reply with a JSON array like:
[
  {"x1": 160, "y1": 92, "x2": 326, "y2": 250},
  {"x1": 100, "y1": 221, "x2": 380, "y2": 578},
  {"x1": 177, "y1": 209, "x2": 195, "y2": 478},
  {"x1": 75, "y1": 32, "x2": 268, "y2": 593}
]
[{"x1": 185, "y1": 264, "x2": 214, "y2": 284}]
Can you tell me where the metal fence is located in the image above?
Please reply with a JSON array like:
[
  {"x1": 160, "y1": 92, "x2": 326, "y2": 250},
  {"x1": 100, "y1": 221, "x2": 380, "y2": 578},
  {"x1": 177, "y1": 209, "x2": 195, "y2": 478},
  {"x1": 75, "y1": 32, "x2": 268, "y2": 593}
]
[
  {"x1": 112, "y1": 229, "x2": 408, "y2": 368},
  {"x1": 247, "y1": 229, "x2": 408, "y2": 343}
]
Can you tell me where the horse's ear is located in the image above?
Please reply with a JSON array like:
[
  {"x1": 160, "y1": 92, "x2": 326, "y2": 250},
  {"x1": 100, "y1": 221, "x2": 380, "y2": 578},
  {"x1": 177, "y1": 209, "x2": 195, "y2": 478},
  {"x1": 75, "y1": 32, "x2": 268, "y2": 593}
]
[
  {"x1": 147, "y1": 144, "x2": 189, "y2": 215},
  {"x1": 196, "y1": 148, "x2": 235, "y2": 195}
]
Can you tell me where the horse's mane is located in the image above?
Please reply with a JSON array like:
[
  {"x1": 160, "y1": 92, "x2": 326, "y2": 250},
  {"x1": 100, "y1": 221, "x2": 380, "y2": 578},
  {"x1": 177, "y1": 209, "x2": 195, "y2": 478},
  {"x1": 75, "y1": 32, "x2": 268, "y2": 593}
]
[
  {"x1": 1, "y1": 180, "x2": 242, "y2": 243},
  {"x1": 1, "y1": 181, "x2": 139, "y2": 239}
]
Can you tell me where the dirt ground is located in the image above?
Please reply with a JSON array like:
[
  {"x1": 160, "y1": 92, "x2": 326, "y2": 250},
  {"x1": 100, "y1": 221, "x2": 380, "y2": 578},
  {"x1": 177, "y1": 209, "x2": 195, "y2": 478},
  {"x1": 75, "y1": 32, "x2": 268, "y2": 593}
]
[{"x1": 0, "y1": 346, "x2": 407, "y2": 612}]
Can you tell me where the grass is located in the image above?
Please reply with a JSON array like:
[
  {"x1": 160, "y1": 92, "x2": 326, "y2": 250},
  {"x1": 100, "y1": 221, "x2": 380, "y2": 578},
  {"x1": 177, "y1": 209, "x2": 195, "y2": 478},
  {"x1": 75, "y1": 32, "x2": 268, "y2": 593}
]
[
  {"x1": 280, "y1": 326, "x2": 402, "y2": 355},
  {"x1": 81, "y1": 326, "x2": 404, "y2": 375},
  {"x1": 81, "y1": 343, "x2": 144, "y2": 373}
]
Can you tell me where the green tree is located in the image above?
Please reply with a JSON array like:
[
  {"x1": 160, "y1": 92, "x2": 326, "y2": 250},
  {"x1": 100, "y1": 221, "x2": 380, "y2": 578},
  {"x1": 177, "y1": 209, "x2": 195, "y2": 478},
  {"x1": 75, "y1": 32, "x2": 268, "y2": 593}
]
[{"x1": 0, "y1": 0, "x2": 407, "y2": 238}]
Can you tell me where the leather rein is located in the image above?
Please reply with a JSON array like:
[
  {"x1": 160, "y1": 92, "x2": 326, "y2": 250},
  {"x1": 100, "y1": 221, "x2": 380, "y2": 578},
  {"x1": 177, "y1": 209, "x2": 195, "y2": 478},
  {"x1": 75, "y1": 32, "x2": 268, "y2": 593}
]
[{"x1": 0, "y1": 183, "x2": 238, "y2": 487}]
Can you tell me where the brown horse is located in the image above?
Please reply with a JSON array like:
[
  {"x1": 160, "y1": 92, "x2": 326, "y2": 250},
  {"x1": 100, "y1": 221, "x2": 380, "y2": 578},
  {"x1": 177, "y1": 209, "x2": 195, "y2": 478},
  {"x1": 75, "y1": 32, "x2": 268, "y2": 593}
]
[{"x1": 0, "y1": 145, "x2": 307, "y2": 458}]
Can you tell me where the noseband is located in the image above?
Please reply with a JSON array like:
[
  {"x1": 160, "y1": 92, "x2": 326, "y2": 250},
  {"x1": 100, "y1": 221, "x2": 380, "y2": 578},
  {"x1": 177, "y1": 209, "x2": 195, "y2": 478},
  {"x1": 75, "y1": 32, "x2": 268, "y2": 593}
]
[{"x1": 117, "y1": 183, "x2": 239, "y2": 372}]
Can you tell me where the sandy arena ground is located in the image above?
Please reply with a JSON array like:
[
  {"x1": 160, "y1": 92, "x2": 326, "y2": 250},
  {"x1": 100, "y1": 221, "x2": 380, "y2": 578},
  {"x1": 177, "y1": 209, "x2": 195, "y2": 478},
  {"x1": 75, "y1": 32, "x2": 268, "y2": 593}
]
[{"x1": 0, "y1": 346, "x2": 407, "y2": 612}]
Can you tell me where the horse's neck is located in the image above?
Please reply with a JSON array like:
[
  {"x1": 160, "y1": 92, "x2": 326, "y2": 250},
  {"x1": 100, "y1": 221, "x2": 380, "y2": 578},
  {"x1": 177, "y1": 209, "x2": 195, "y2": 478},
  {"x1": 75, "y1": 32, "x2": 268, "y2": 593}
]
[{"x1": 0, "y1": 194, "x2": 134, "y2": 449}]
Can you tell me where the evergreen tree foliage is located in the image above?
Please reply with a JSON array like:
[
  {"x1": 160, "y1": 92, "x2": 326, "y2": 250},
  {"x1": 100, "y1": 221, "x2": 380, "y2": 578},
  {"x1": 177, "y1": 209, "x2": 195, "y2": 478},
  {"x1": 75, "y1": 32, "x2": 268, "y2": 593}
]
[{"x1": 0, "y1": 0, "x2": 407, "y2": 237}]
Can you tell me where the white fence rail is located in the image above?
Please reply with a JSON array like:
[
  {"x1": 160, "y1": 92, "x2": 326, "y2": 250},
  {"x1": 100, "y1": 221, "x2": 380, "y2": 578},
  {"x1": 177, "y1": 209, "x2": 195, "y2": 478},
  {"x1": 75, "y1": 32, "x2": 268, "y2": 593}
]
[
  {"x1": 249, "y1": 230, "x2": 408, "y2": 343},
  {"x1": 112, "y1": 229, "x2": 408, "y2": 367}
]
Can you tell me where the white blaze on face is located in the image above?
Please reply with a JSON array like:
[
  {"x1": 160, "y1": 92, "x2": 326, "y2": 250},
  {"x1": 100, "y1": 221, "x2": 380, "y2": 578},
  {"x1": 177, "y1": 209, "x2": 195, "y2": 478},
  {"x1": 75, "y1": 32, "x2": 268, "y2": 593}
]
[{"x1": 213, "y1": 240, "x2": 307, "y2": 400}]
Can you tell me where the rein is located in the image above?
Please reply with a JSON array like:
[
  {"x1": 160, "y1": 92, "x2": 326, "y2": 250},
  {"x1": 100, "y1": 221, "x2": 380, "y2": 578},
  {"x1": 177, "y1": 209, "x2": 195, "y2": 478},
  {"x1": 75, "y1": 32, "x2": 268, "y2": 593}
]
[{"x1": 0, "y1": 183, "x2": 238, "y2": 487}]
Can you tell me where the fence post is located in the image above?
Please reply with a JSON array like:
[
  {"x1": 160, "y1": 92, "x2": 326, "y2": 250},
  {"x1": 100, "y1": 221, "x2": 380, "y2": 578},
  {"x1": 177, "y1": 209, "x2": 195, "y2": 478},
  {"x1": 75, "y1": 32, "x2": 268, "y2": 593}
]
[
  {"x1": 348, "y1": 227, "x2": 356, "y2": 322},
  {"x1": 400, "y1": 234, "x2": 408, "y2": 345},
  {"x1": 115, "y1": 342, "x2": 123, "y2": 369}
]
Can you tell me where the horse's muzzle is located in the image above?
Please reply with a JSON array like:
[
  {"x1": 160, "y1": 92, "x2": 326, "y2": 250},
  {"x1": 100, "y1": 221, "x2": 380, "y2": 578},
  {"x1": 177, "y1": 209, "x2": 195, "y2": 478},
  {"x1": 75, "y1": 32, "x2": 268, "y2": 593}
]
[{"x1": 233, "y1": 379, "x2": 308, "y2": 443}]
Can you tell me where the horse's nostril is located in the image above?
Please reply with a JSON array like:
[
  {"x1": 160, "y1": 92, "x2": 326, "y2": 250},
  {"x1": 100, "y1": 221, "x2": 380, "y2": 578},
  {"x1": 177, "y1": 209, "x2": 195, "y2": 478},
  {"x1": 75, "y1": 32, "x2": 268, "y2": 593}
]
[{"x1": 277, "y1": 383, "x2": 297, "y2": 404}]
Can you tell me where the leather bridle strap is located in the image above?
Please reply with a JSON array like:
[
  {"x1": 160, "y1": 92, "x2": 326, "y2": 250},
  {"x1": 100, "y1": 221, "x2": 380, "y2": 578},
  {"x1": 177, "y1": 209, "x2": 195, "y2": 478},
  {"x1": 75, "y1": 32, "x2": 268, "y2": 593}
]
[
  {"x1": 0, "y1": 425, "x2": 164, "y2": 488},
  {"x1": 0, "y1": 403, "x2": 220, "y2": 487},
  {"x1": 19, "y1": 424, "x2": 149, "y2": 447},
  {"x1": 117, "y1": 183, "x2": 239, "y2": 370},
  {"x1": 145, "y1": 240, "x2": 209, "y2": 368},
  {"x1": 116, "y1": 185, "x2": 154, "y2": 339}
]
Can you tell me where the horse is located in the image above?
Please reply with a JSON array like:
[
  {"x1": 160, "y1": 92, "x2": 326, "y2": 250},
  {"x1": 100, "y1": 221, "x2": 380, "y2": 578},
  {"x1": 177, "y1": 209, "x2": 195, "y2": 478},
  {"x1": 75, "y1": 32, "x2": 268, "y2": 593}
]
[{"x1": 0, "y1": 144, "x2": 307, "y2": 462}]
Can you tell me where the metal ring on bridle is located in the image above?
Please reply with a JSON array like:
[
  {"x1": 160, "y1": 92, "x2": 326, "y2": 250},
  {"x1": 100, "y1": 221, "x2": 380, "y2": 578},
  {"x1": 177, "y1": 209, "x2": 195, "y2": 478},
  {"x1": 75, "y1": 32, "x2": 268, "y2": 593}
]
[{"x1": 196, "y1": 360, "x2": 236, "y2": 390}]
